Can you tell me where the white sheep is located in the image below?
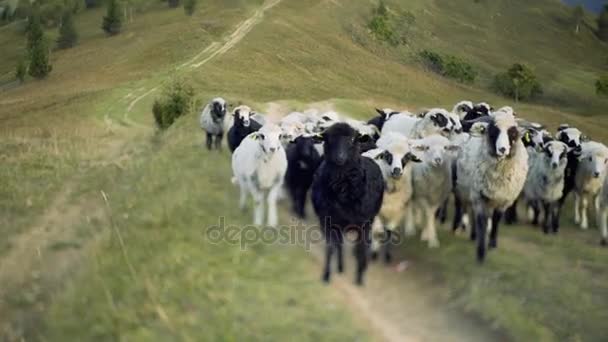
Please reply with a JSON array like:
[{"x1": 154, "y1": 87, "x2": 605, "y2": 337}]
[
  {"x1": 598, "y1": 171, "x2": 608, "y2": 245},
  {"x1": 456, "y1": 111, "x2": 528, "y2": 261},
  {"x1": 574, "y1": 141, "x2": 608, "y2": 229},
  {"x1": 522, "y1": 140, "x2": 569, "y2": 233},
  {"x1": 381, "y1": 108, "x2": 454, "y2": 139},
  {"x1": 232, "y1": 124, "x2": 288, "y2": 227},
  {"x1": 364, "y1": 133, "x2": 421, "y2": 261},
  {"x1": 199, "y1": 97, "x2": 227, "y2": 150},
  {"x1": 406, "y1": 135, "x2": 460, "y2": 248}
]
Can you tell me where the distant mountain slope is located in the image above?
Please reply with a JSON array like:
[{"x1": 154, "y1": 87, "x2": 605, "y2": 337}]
[{"x1": 562, "y1": 0, "x2": 604, "y2": 13}]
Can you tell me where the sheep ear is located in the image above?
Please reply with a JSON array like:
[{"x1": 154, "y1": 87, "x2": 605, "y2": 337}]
[
  {"x1": 581, "y1": 135, "x2": 591, "y2": 143},
  {"x1": 404, "y1": 152, "x2": 422, "y2": 163},
  {"x1": 469, "y1": 122, "x2": 488, "y2": 137},
  {"x1": 522, "y1": 131, "x2": 532, "y2": 144},
  {"x1": 375, "y1": 108, "x2": 386, "y2": 117},
  {"x1": 557, "y1": 124, "x2": 569, "y2": 132},
  {"x1": 412, "y1": 144, "x2": 429, "y2": 152},
  {"x1": 357, "y1": 133, "x2": 372, "y2": 144},
  {"x1": 311, "y1": 133, "x2": 324, "y2": 143},
  {"x1": 445, "y1": 145, "x2": 460, "y2": 152}
]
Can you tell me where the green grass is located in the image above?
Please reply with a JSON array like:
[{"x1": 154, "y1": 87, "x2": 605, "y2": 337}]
[{"x1": 1, "y1": 0, "x2": 608, "y2": 340}]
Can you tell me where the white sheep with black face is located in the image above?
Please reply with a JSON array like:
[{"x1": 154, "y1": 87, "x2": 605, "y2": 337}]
[
  {"x1": 455, "y1": 111, "x2": 528, "y2": 261},
  {"x1": 574, "y1": 141, "x2": 608, "y2": 230},
  {"x1": 232, "y1": 124, "x2": 288, "y2": 227},
  {"x1": 364, "y1": 133, "x2": 422, "y2": 262},
  {"x1": 199, "y1": 97, "x2": 228, "y2": 150},
  {"x1": 381, "y1": 108, "x2": 454, "y2": 139},
  {"x1": 522, "y1": 140, "x2": 569, "y2": 233},
  {"x1": 405, "y1": 135, "x2": 460, "y2": 248}
]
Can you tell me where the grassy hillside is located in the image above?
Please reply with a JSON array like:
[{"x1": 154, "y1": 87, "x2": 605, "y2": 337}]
[{"x1": 1, "y1": 0, "x2": 608, "y2": 340}]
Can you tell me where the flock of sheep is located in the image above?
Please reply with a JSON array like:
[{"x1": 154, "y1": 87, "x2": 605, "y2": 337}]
[{"x1": 200, "y1": 97, "x2": 608, "y2": 285}]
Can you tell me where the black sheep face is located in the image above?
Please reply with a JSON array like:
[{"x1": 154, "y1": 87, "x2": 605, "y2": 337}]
[
  {"x1": 293, "y1": 136, "x2": 319, "y2": 162},
  {"x1": 211, "y1": 101, "x2": 227, "y2": 123},
  {"x1": 233, "y1": 107, "x2": 252, "y2": 127},
  {"x1": 320, "y1": 123, "x2": 366, "y2": 166}
]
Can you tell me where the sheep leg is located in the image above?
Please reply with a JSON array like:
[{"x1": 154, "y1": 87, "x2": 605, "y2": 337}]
[
  {"x1": 600, "y1": 207, "x2": 607, "y2": 246},
  {"x1": 581, "y1": 196, "x2": 589, "y2": 229},
  {"x1": 251, "y1": 188, "x2": 265, "y2": 226},
  {"x1": 452, "y1": 196, "x2": 464, "y2": 233},
  {"x1": 383, "y1": 229, "x2": 393, "y2": 264},
  {"x1": 354, "y1": 226, "x2": 370, "y2": 286},
  {"x1": 267, "y1": 185, "x2": 280, "y2": 227},
  {"x1": 542, "y1": 202, "x2": 551, "y2": 234},
  {"x1": 550, "y1": 203, "x2": 560, "y2": 233},
  {"x1": 504, "y1": 200, "x2": 518, "y2": 225},
  {"x1": 436, "y1": 199, "x2": 448, "y2": 224},
  {"x1": 322, "y1": 228, "x2": 338, "y2": 283},
  {"x1": 425, "y1": 206, "x2": 440, "y2": 248},
  {"x1": 205, "y1": 132, "x2": 213, "y2": 150},
  {"x1": 475, "y1": 208, "x2": 488, "y2": 262},
  {"x1": 238, "y1": 180, "x2": 248, "y2": 211},
  {"x1": 574, "y1": 193, "x2": 581, "y2": 224},
  {"x1": 336, "y1": 234, "x2": 344, "y2": 273},
  {"x1": 469, "y1": 211, "x2": 477, "y2": 241},
  {"x1": 293, "y1": 186, "x2": 306, "y2": 219},
  {"x1": 215, "y1": 133, "x2": 223, "y2": 150},
  {"x1": 404, "y1": 204, "x2": 416, "y2": 237},
  {"x1": 489, "y1": 210, "x2": 502, "y2": 249},
  {"x1": 530, "y1": 200, "x2": 540, "y2": 225}
]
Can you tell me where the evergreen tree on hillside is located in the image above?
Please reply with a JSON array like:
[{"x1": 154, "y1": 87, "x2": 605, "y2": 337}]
[
  {"x1": 572, "y1": 4, "x2": 584, "y2": 34},
  {"x1": 598, "y1": 4, "x2": 608, "y2": 41},
  {"x1": 102, "y1": 0, "x2": 122, "y2": 35},
  {"x1": 57, "y1": 10, "x2": 78, "y2": 49},
  {"x1": 27, "y1": 8, "x2": 52, "y2": 79}
]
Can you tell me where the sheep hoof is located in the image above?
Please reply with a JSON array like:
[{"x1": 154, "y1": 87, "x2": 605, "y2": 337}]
[
  {"x1": 355, "y1": 276, "x2": 364, "y2": 286},
  {"x1": 322, "y1": 272, "x2": 331, "y2": 284},
  {"x1": 601, "y1": 239, "x2": 607, "y2": 247},
  {"x1": 370, "y1": 251, "x2": 378, "y2": 261},
  {"x1": 428, "y1": 240, "x2": 440, "y2": 248},
  {"x1": 384, "y1": 252, "x2": 392, "y2": 264},
  {"x1": 489, "y1": 240, "x2": 497, "y2": 249}
]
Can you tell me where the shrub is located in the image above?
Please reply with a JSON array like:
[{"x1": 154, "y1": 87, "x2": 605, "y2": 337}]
[
  {"x1": 27, "y1": 7, "x2": 52, "y2": 79},
  {"x1": 492, "y1": 63, "x2": 543, "y2": 102},
  {"x1": 168, "y1": 0, "x2": 180, "y2": 8},
  {"x1": 102, "y1": 0, "x2": 122, "y2": 36},
  {"x1": 367, "y1": 1, "x2": 413, "y2": 46},
  {"x1": 596, "y1": 75, "x2": 608, "y2": 97},
  {"x1": 57, "y1": 10, "x2": 78, "y2": 49},
  {"x1": 419, "y1": 50, "x2": 477, "y2": 83},
  {"x1": 184, "y1": 0, "x2": 197, "y2": 16},
  {"x1": 15, "y1": 60, "x2": 27, "y2": 83},
  {"x1": 152, "y1": 80, "x2": 194, "y2": 130}
]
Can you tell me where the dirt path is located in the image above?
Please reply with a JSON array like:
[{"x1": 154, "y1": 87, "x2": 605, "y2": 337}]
[{"x1": 305, "y1": 237, "x2": 500, "y2": 342}]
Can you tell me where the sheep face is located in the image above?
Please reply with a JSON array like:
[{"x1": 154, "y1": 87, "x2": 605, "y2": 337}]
[
  {"x1": 375, "y1": 108, "x2": 400, "y2": 121},
  {"x1": 211, "y1": 98, "x2": 227, "y2": 123},
  {"x1": 319, "y1": 123, "x2": 366, "y2": 166},
  {"x1": 453, "y1": 101, "x2": 473, "y2": 120},
  {"x1": 375, "y1": 143, "x2": 421, "y2": 179},
  {"x1": 462, "y1": 102, "x2": 491, "y2": 121},
  {"x1": 448, "y1": 113, "x2": 463, "y2": 134},
  {"x1": 542, "y1": 141, "x2": 568, "y2": 170},
  {"x1": 292, "y1": 136, "x2": 319, "y2": 162},
  {"x1": 233, "y1": 106, "x2": 253, "y2": 127},
  {"x1": 423, "y1": 109, "x2": 453, "y2": 135},
  {"x1": 579, "y1": 145, "x2": 608, "y2": 179},
  {"x1": 488, "y1": 115, "x2": 519, "y2": 159},
  {"x1": 254, "y1": 125, "x2": 283, "y2": 154},
  {"x1": 556, "y1": 127, "x2": 584, "y2": 150},
  {"x1": 413, "y1": 135, "x2": 459, "y2": 167}
]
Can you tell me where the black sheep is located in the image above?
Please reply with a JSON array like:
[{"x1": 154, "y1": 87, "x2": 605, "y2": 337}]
[
  {"x1": 285, "y1": 136, "x2": 323, "y2": 219},
  {"x1": 555, "y1": 126, "x2": 585, "y2": 230},
  {"x1": 311, "y1": 123, "x2": 384, "y2": 285},
  {"x1": 227, "y1": 106, "x2": 263, "y2": 153}
]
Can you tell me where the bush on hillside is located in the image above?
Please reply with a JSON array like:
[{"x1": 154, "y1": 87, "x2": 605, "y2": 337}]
[
  {"x1": 168, "y1": 0, "x2": 180, "y2": 9},
  {"x1": 367, "y1": 1, "x2": 414, "y2": 46},
  {"x1": 102, "y1": 0, "x2": 122, "y2": 35},
  {"x1": 57, "y1": 10, "x2": 78, "y2": 49},
  {"x1": 153, "y1": 80, "x2": 194, "y2": 130},
  {"x1": 184, "y1": 0, "x2": 197, "y2": 16},
  {"x1": 419, "y1": 50, "x2": 477, "y2": 84},
  {"x1": 27, "y1": 7, "x2": 52, "y2": 79},
  {"x1": 596, "y1": 75, "x2": 608, "y2": 97},
  {"x1": 15, "y1": 60, "x2": 27, "y2": 83},
  {"x1": 492, "y1": 63, "x2": 543, "y2": 102}
]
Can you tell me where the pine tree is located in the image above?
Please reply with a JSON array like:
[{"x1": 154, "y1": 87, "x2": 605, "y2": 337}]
[
  {"x1": 57, "y1": 10, "x2": 78, "y2": 49},
  {"x1": 102, "y1": 0, "x2": 122, "y2": 36},
  {"x1": 572, "y1": 5, "x2": 584, "y2": 34},
  {"x1": 598, "y1": 4, "x2": 608, "y2": 42},
  {"x1": 184, "y1": 0, "x2": 197, "y2": 16},
  {"x1": 27, "y1": 8, "x2": 52, "y2": 79}
]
